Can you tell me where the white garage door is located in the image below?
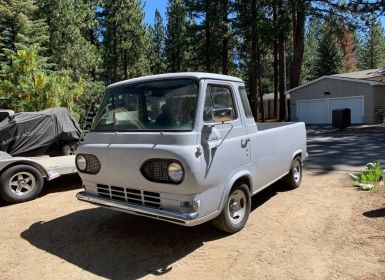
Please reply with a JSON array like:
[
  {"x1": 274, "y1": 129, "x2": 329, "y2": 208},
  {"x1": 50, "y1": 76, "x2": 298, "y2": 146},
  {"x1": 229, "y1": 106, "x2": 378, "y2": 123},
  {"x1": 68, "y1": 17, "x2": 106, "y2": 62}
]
[{"x1": 297, "y1": 96, "x2": 363, "y2": 124}]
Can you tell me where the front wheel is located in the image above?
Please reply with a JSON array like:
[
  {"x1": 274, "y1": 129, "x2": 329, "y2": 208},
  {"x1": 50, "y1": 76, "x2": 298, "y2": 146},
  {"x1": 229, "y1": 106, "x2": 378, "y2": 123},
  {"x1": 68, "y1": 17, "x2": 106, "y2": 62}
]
[
  {"x1": 283, "y1": 157, "x2": 302, "y2": 189},
  {"x1": 212, "y1": 183, "x2": 251, "y2": 234},
  {"x1": 0, "y1": 165, "x2": 44, "y2": 203}
]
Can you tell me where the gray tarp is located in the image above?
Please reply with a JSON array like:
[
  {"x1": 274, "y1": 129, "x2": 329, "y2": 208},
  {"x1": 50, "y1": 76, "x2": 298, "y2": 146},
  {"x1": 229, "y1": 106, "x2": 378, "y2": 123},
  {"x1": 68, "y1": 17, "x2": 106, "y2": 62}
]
[{"x1": 0, "y1": 108, "x2": 82, "y2": 156}]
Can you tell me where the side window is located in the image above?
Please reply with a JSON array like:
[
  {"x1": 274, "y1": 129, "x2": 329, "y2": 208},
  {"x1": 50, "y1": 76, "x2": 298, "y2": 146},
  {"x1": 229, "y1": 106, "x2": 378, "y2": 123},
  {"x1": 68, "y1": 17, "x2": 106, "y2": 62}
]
[
  {"x1": 203, "y1": 84, "x2": 237, "y2": 122},
  {"x1": 239, "y1": 87, "x2": 253, "y2": 118}
]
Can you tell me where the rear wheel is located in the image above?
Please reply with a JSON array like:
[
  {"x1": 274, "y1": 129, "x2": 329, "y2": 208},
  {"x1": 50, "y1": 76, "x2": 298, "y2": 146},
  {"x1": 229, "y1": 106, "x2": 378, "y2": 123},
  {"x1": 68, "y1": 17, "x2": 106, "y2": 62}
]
[
  {"x1": 212, "y1": 183, "x2": 251, "y2": 234},
  {"x1": 283, "y1": 157, "x2": 302, "y2": 189},
  {"x1": 0, "y1": 165, "x2": 44, "y2": 203}
]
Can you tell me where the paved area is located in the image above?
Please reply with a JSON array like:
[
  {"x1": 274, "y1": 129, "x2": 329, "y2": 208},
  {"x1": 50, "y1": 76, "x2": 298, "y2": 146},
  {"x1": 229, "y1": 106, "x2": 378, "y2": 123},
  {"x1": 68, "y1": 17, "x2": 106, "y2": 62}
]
[{"x1": 306, "y1": 125, "x2": 385, "y2": 173}]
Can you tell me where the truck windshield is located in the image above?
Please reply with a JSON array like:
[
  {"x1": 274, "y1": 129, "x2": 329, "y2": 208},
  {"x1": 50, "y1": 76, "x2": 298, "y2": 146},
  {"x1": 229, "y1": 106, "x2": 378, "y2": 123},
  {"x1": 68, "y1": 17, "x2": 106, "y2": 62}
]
[{"x1": 93, "y1": 79, "x2": 198, "y2": 131}]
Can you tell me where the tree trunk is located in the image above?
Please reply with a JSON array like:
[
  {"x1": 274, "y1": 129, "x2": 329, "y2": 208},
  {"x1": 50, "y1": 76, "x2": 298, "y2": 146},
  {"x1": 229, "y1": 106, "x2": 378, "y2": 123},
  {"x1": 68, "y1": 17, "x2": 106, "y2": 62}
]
[
  {"x1": 221, "y1": 0, "x2": 229, "y2": 75},
  {"x1": 250, "y1": 0, "x2": 259, "y2": 121},
  {"x1": 112, "y1": 27, "x2": 118, "y2": 83},
  {"x1": 278, "y1": 0, "x2": 286, "y2": 121},
  {"x1": 205, "y1": 0, "x2": 211, "y2": 72},
  {"x1": 273, "y1": 2, "x2": 279, "y2": 119},
  {"x1": 256, "y1": 32, "x2": 264, "y2": 122},
  {"x1": 123, "y1": 49, "x2": 128, "y2": 79},
  {"x1": 289, "y1": 0, "x2": 306, "y2": 89}
]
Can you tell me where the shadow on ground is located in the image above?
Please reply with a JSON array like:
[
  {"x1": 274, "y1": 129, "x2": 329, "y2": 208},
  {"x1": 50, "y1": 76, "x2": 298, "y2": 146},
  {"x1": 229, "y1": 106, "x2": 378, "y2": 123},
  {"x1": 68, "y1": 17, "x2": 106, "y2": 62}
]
[
  {"x1": 40, "y1": 173, "x2": 82, "y2": 196},
  {"x1": 305, "y1": 126, "x2": 385, "y2": 174},
  {"x1": 21, "y1": 182, "x2": 291, "y2": 279},
  {"x1": 363, "y1": 206, "x2": 385, "y2": 218}
]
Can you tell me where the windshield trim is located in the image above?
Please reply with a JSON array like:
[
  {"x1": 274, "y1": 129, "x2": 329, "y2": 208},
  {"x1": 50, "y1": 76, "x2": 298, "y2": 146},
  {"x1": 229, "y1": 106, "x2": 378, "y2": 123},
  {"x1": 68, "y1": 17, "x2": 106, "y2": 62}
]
[{"x1": 91, "y1": 78, "x2": 200, "y2": 133}]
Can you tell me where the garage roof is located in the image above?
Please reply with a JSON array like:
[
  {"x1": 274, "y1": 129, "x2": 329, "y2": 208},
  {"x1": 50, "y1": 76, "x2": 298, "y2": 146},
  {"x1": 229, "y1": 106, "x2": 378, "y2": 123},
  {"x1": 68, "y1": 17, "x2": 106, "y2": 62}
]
[
  {"x1": 332, "y1": 68, "x2": 385, "y2": 80},
  {"x1": 286, "y1": 75, "x2": 385, "y2": 94}
]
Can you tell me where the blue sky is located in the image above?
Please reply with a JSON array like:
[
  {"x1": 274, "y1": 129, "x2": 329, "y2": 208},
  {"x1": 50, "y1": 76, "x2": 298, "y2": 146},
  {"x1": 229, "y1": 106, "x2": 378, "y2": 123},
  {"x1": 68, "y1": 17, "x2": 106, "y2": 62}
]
[
  {"x1": 144, "y1": 0, "x2": 167, "y2": 25},
  {"x1": 143, "y1": 1, "x2": 385, "y2": 27}
]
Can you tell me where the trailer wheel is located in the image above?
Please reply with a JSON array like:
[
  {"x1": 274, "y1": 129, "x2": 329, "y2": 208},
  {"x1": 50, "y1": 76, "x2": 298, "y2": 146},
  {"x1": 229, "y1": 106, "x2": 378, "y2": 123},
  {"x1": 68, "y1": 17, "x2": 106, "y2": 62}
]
[
  {"x1": 212, "y1": 183, "x2": 251, "y2": 234},
  {"x1": 283, "y1": 157, "x2": 302, "y2": 189},
  {"x1": 0, "y1": 165, "x2": 44, "y2": 203}
]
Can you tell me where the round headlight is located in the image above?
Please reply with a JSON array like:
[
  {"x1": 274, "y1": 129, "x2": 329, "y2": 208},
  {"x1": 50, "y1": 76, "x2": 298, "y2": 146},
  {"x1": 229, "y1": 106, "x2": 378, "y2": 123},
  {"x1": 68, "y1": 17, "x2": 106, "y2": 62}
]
[
  {"x1": 167, "y1": 162, "x2": 184, "y2": 183},
  {"x1": 76, "y1": 155, "x2": 87, "y2": 171}
]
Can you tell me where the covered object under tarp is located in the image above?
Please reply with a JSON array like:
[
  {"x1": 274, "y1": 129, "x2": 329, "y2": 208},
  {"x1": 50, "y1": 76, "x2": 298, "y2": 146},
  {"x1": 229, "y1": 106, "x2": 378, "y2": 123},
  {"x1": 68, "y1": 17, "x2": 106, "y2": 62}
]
[{"x1": 0, "y1": 108, "x2": 82, "y2": 156}]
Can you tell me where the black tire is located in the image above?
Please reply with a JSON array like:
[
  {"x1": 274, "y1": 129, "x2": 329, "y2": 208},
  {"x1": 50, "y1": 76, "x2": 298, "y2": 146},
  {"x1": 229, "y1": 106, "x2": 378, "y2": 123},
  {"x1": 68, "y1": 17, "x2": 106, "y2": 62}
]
[
  {"x1": 0, "y1": 165, "x2": 44, "y2": 203},
  {"x1": 212, "y1": 183, "x2": 251, "y2": 234},
  {"x1": 61, "y1": 145, "x2": 72, "y2": 156},
  {"x1": 283, "y1": 157, "x2": 302, "y2": 189}
]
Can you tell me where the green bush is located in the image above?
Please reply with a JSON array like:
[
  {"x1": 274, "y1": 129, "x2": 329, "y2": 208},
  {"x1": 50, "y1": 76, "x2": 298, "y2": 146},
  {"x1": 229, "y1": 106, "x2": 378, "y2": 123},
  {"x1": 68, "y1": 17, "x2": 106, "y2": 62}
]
[{"x1": 349, "y1": 161, "x2": 384, "y2": 191}]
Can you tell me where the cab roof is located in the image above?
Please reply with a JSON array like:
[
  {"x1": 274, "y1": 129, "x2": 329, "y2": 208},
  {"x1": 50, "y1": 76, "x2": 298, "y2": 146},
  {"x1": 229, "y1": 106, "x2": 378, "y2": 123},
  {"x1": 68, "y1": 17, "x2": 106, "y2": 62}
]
[{"x1": 107, "y1": 72, "x2": 244, "y2": 89}]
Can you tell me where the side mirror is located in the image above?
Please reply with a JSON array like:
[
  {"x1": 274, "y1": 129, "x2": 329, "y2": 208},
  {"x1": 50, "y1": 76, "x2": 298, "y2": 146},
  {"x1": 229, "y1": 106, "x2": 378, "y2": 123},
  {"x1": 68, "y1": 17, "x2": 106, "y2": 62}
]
[{"x1": 212, "y1": 107, "x2": 233, "y2": 123}]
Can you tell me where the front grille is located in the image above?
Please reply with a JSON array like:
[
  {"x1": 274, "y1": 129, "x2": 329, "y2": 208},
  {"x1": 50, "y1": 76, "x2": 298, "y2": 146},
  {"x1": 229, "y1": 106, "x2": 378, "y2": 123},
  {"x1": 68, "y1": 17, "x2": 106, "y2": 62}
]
[
  {"x1": 96, "y1": 184, "x2": 161, "y2": 208},
  {"x1": 141, "y1": 159, "x2": 169, "y2": 182},
  {"x1": 141, "y1": 159, "x2": 183, "y2": 184},
  {"x1": 76, "y1": 154, "x2": 101, "y2": 174},
  {"x1": 85, "y1": 155, "x2": 101, "y2": 173}
]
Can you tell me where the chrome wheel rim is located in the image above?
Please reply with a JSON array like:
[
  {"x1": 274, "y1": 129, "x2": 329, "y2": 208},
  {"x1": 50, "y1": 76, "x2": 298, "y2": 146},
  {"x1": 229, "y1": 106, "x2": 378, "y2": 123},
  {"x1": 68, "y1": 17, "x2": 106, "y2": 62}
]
[
  {"x1": 8, "y1": 172, "x2": 36, "y2": 196},
  {"x1": 227, "y1": 190, "x2": 247, "y2": 224},
  {"x1": 293, "y1": 160, "x2": 301, "y2": 184}
]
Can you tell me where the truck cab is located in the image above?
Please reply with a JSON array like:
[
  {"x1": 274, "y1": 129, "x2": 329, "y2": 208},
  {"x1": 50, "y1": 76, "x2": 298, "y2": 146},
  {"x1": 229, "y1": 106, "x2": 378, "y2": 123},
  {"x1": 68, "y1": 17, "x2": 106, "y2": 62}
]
[{"x1": 76, "y1": 73, "x2": 307, "y2": 233}]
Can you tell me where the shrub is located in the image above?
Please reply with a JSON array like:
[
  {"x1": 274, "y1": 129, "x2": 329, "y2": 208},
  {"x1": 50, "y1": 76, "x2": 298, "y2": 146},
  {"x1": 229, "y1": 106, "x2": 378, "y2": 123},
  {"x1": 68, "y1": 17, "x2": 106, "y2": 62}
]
[{"x1": 349, "y1": 162, "x2": 384, "y2": 191}]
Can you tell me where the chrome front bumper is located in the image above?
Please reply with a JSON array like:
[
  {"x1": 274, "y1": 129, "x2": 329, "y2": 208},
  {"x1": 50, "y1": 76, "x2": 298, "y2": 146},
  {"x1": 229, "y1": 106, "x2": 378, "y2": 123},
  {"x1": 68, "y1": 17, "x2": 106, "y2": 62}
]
[{"x1": 76, "y1": 191, "x2": 200, "y2": 226}]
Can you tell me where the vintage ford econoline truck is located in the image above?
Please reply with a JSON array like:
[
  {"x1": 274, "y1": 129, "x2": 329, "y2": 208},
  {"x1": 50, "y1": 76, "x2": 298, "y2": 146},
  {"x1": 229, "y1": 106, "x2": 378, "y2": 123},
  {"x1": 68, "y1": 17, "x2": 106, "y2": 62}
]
[{"x1": 76, "y1": 73, "x2": 307, "y2": 233}]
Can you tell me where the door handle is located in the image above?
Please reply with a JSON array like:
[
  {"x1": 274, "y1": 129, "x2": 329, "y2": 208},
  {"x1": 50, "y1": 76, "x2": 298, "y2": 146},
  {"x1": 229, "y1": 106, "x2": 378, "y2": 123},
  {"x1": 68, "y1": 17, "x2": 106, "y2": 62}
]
[{"x1": 241, "y1": 138, "x2": 250, "y2": 147}]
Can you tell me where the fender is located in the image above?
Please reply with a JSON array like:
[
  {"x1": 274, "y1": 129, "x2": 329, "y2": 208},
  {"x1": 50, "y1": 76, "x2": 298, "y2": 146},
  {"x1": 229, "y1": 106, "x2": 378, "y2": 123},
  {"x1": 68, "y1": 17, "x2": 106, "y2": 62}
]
[
  {"x1": 285, "y1": 149, "x2": 305, "y2": 173},
  {"x1": 292, "y1": 149, "x2": 305, "y2": 161},
  {"x1": 217, "y1": 167, "x2": 253, "y2": 212},
  {"x1": 0, "y1": 157, "x2": 49, "y2": 179}
]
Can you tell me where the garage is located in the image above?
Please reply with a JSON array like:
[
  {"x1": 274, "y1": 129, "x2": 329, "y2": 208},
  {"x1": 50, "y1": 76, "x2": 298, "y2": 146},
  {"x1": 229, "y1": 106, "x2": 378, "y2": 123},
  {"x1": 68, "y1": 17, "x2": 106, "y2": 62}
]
[
  {"x1": 297, "y1": 96, "x2": 363, "y2": 124},
  {"x1": 287, "y1": 72, "x2": 385, "y2": 124}
]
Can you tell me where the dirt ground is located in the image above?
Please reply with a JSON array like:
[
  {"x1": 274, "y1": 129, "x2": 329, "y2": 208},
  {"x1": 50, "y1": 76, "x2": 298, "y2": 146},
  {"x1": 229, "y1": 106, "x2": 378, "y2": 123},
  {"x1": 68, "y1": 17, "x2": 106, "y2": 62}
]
[{"x1": 0, "y1": 170, "x2": 384, "y2": 280}]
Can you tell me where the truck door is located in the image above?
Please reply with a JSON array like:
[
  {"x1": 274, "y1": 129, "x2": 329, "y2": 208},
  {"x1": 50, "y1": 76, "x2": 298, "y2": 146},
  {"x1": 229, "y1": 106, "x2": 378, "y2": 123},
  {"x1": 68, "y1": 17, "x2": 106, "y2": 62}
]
[{"x1": 200, "y1": 81, "x2": 250, "y2": 183}]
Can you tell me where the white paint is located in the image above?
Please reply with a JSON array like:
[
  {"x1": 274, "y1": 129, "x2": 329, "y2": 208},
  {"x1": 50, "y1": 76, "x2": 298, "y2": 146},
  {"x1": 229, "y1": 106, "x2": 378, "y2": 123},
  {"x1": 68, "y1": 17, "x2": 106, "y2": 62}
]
[{"x1": 296, "y1": 96, "x2": 364, "y2": 124}]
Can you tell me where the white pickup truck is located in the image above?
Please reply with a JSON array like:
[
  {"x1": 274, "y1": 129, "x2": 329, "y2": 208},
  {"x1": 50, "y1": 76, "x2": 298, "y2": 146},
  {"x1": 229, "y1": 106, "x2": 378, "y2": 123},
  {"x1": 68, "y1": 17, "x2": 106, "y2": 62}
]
[{"x1": 76, "y1": 73, "x2": 307, "y2": 233}]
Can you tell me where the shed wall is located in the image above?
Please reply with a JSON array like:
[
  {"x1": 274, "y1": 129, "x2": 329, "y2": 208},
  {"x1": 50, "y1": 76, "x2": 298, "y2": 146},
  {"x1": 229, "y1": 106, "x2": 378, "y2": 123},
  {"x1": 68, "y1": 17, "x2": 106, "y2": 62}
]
[
  {"x1": 374, "y1": 86, "x2": 385, "y2": 122},
  {"x1": 290, "y1": 78, "x2": 375, "y2": 123}
]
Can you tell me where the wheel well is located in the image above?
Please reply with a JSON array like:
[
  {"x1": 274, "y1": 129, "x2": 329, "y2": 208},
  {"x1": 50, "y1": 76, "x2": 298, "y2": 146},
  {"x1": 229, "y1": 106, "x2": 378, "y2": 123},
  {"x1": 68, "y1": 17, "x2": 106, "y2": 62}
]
[
  {"x1": 294, "y1": 152, "x2": 302, "y2": 160},
  {"x1": 233, "y1": 175, "x2": 251, "y2": 193},
  {"x1": 0, "y1": 162, "x2": 46, "y2": 179}
]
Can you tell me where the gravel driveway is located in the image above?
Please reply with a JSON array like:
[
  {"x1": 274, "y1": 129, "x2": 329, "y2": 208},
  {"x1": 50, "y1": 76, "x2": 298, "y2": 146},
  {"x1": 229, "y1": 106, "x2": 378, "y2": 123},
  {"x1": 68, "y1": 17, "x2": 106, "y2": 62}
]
[{"x1": 1, "y1": 127, "x2": 385, "y2": 280}]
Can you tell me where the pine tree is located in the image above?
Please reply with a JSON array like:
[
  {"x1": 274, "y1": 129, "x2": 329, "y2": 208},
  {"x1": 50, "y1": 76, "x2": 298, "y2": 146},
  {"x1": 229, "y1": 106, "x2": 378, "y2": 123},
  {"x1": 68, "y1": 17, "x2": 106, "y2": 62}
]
[
  {"x1": 0, "y1": 0, "x2": 49, "y2": 66},
  {"x1": 338, "y1": 27, "x2": 357, "y2": 73},
  {"x1": 102, "y1": 0, "x2": 151, "y2": 83},
  {"x1": 185, "y1": 0, "x2": 234, "y2": 74},
  {"x1": 0, "y1": 48, "x2": 84, "y2": 116},
  {"x1": 149, "y1": 9, "x2": 166, "y2": 74},
  {"x1": 165, "y1": 0, "x2": 189, "y2": 72},
  {"x1": 301, "y1": 18, "x2": 322, "y2": 82},
  {"x1": 315, "y1": 27, "x2": 344, "y2": 77},
  {"x1": 37, "y1": 0, "x2": 101, "y2": 79},
  {"x1": 358, "y1": 19, "x2": 385, "y2": 70}
]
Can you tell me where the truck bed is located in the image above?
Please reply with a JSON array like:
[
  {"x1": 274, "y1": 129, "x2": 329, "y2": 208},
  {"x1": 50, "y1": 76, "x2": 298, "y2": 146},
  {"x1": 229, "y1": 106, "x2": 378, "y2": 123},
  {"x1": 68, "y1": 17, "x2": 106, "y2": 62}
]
[{"x1": 256, "y1": 122, "x2": 296, "y2": 131}]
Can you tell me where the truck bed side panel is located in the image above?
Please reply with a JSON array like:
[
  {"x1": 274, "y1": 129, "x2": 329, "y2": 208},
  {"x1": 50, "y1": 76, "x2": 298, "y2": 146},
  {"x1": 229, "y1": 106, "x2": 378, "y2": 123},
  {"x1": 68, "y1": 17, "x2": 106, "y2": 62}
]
[{"x1": 249, "y1": 122, "x2": 306, "y2": 192}]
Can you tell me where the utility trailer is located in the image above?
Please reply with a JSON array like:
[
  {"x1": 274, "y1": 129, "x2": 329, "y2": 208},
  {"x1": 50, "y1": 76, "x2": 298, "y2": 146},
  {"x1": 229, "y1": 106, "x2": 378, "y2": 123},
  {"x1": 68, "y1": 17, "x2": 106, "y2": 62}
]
[{"x1": 0, "y1": 152, "x2": 76, "y2": 203}]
